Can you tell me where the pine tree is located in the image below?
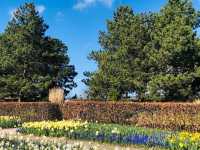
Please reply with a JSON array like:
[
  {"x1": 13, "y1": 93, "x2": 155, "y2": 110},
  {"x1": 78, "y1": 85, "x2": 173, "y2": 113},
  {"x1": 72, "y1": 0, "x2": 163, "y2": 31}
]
[
  {"x1": 147, "y1": 0, "x2": 200, "y2": 100},
  {"x1": 0, "y1": 3, "x2": 77, "y2": 101},
  {"x1": 83, "y1": 6, "x2": 154, "y2": 100},
  {"x1": 84, "y1": 0, "x2": 200, "y2": 101}
]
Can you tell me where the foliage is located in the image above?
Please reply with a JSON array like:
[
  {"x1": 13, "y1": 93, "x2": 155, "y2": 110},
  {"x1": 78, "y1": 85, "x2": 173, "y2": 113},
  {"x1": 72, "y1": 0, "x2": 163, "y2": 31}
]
[
  {"x1": 0, "y1": 116, "x2": 21, "y2": 128},
  {"x1": 146, "y1": 0, "x2": 200, "y2": 101},
  {"x1": 0, "y1": 3, "x2": 77, "y2": 101},
  {"x1": 83, "y1": 6, "x2": 155, "y2": 100},
  {"x1": 84, "y1": 0, "x2": 200, "y2": 101}
]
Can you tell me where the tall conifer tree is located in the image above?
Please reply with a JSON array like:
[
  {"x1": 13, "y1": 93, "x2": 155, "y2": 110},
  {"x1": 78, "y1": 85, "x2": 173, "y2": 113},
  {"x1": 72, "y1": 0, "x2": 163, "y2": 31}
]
[{"x1": 0, "y1": 3, "x2": 77, "y2": 101}]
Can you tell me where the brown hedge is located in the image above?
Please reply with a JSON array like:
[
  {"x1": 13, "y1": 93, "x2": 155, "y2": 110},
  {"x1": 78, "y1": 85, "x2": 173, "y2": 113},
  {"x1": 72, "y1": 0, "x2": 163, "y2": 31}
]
[
  {"x1": 61, "y1": 101, "x2": 200, "y2": 131},
  {"x1": 0, "y1": 102, "x2": 62, "y2": 121},
  {"x1": 0, "y1": 101, "x2": 200, "y2": 131}
]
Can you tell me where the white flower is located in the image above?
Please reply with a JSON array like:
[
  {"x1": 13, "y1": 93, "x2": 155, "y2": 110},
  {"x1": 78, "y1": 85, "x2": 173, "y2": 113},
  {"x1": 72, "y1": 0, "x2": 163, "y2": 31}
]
[{"x1": 96, "y1": 131, "x2": 99, "y2": 135}]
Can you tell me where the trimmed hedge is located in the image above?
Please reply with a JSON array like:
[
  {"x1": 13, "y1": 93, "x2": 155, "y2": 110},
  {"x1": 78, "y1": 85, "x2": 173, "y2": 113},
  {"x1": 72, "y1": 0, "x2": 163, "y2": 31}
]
[
  {"x1": 0, "y1": 101, "x2": 200, "y2": 131},
  {"x1": 0, "y1": 102, "x2": 62, "y2": 121},
  {"x1": 61, "y1": 101, "x2": 200, "y2": 131}
]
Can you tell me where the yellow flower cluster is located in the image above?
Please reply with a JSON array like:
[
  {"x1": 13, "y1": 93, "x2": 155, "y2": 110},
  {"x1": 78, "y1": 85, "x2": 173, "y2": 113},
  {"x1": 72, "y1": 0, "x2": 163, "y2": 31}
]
[
  {"x1": 23, "y1": 120, "x2": 88, "y2": 131},
  {"x1": 179, "y1": 132, "x2": 200, "y2": 142},
  {"x1": 168, "y1": 131, "x2": 200, "y2": 149},
  {"x1": 0, "y1": 116, "x2": 20, "y2": 121}
]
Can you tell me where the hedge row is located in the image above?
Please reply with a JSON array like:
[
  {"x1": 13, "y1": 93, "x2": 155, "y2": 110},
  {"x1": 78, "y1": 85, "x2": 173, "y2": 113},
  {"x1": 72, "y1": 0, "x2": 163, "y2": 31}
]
[
  {"x1": 0, "y1": 101, "x2": 200, "y2": 131},
  {"x1": 0, "y1": 102, "x2": 62, "y2": 121},
  {"x1": 61, "y1": 101, "x2": 200, "y2": 131}
]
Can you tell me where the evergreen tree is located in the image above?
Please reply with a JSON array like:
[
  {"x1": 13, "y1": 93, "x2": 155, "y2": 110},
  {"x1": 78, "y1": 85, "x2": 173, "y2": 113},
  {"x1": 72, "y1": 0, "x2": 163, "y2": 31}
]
[
  {"x1": 84, "y1": 0, "x2": 200, "y2": 101},
  {"x1": 83, "y1": 6, "x2": 155, "y2": 100},
  {"x1": 0, "y1": 3, "x2": 77, "y2": 101},
  {"x1": 147, "y1": 0, "x2": 200, "y2": 100}
]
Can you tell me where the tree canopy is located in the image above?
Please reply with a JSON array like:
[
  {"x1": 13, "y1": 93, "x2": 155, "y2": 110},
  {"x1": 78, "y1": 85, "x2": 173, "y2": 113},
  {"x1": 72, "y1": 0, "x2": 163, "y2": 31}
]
[
  {"x1": 84, "y1": 0, "x2": 200, "y2": 101},
  {"x1": 0, "y1": 3, "x2": 77, "y2": 101}
]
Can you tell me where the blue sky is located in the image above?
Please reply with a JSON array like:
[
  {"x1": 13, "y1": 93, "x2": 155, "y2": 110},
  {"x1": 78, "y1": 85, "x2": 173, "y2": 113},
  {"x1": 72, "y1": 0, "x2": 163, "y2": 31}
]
[{"x1": 0, "y1": 0, "x2": 199, "y2": 97}]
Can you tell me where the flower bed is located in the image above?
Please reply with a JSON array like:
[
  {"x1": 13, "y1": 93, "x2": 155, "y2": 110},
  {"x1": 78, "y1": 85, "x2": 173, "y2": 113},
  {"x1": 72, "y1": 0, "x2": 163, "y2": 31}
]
[
  {"x1": 20, "y1": 120, "x2": 171, "y2": 147},
  {"x1": 168, "y1": 132, "x2": 200, "y2": 150},
  {"x1": 0, "y1": 116, "x2": 21, "y2": 128},
  {"x1": 0, "y1": 134, "x2": 88, "y2": 150},
  {"x1": 20, "y1": 120, "x2": 200, "y2": 149}
]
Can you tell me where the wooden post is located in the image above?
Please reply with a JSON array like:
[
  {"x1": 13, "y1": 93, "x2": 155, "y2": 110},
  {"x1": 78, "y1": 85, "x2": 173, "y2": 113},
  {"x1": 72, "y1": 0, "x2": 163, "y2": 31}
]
[{"x1": 49, "y1": 87, "x2": 64, "y2": 105}]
